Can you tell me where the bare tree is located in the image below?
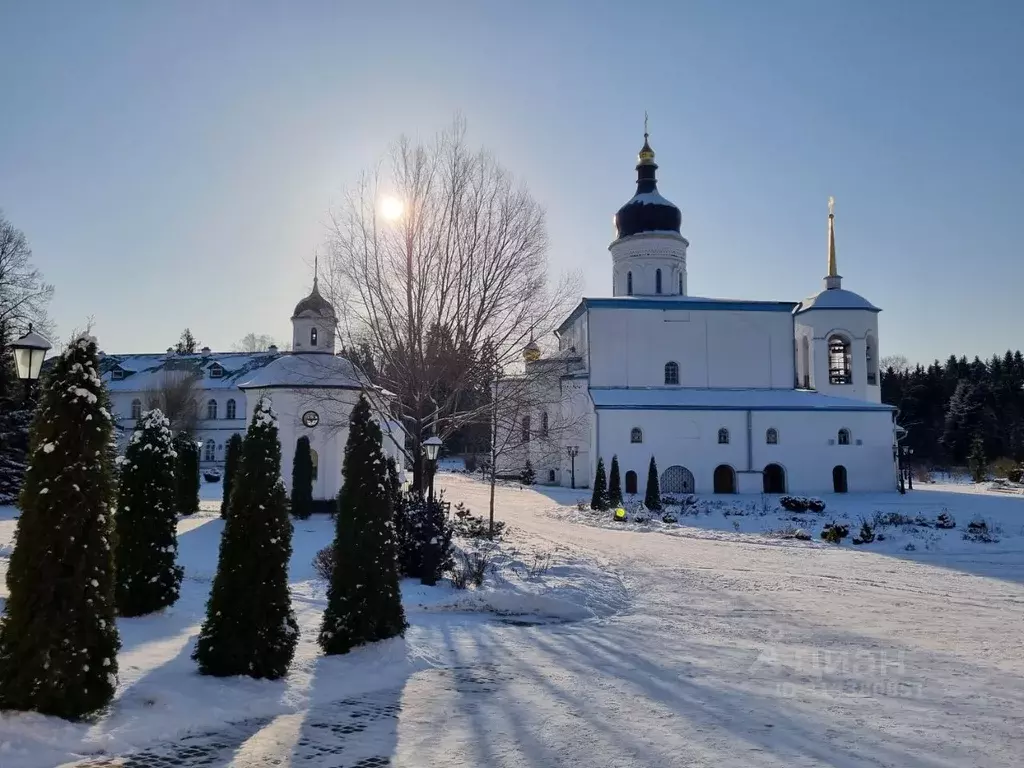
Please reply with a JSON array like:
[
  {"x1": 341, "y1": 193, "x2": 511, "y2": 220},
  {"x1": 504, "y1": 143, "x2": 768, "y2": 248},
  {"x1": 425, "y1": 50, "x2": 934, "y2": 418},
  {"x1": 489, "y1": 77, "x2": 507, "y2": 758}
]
[
  {"x1": 144, "y1": 371, "x2": 200, "y2": 434},
  {"x1": 881, "y1": 354, "x2": 910, "y2": 375},
  {"x1": 0, "y1": 211, "x2": 54, "y2": 342},
  {"x1": 232, "y1": 333, "x2": 282, "y2": 353},
  {"x1": 486, "y1": 357, "x2": 588, "y2": 534},
  {"x1": 323, "y1": 117, "x2": 580, "y2": 488}
]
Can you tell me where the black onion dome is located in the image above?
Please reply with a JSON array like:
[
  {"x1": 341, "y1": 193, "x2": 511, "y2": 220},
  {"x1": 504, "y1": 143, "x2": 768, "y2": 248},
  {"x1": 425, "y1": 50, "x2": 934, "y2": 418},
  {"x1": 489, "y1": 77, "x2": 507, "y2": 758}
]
[
  {"x1": 291, "y1": 280, "x2": 336, "y2": 318},
  {"x1": 613, "y1": 135, "x2": 682, "y2": 239}
]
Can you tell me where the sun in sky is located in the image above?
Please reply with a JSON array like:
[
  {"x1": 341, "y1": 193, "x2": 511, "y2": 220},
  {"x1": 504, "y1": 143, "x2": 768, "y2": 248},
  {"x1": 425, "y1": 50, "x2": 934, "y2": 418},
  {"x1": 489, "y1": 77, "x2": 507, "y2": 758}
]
[{"x1": 379, "y1": 195, "x2": 404, "y2": 221}]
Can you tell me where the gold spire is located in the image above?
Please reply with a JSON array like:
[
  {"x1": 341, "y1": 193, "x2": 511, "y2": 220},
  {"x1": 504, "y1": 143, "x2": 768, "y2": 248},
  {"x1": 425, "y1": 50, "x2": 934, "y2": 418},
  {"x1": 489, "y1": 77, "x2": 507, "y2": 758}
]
[{"x1": 827, "y1": 196, "x2": 837, "y2": 278}]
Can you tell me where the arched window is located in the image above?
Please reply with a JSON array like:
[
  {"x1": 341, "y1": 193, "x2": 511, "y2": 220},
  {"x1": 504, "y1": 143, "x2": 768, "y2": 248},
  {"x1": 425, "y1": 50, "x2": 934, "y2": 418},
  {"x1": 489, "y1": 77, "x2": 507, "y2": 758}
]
[
  {"x1": 226, "y1": 398, "x2": 237, "y2": 420},
  {"x1": 541, "y1": 411, "x2": 549, "y2": 437},
  {"x1": 664, "y1": 361, "x2": 679, "y2": 385},
  {"x1": 766, "y1": 427, "x2": 779, "y2": 445},
  {"x1": 521, "y1": 415, "x2": 531, "y2": 443},
  {"x1": 309, "y1": 448, "x2": 319, "y2": 481},
  {"x1": 310, "y1": 326, "x2": 318, "y2": 347},
  {"x1": 207, "y1": 399, "x2": 218, "y2": 420},
  {"x1": 131, "y1": 398, "x2": 142, "y2": 420},
  {"x1": 625, "y1": 470, "x2": 638, "y2": 494},
  {"x1": 866, "y1": 334, "x2": 878, "y2": 385},
  {"x1": 626, "y1": 271, "x2": 633, "y2": 296},
  {"x1": 718, "y1": 428, "x2": 729, "y2": 444},
  {"x1": 828, "y1": 335, "x2": 852, "y2": 384},
  {"x1": 678, "y1": 273, "x2": 683, "y2": 294},
  {"x1": 655, "y1": 268, "x2": 662, "y2": 294},
  {"x1": 630, "y1": 427, "x2": 643, "y2": 444},
  {"x1": 838, "y1": 428, "x2": 851, "y2": 446},
  {"x1": 204, "y1": 439, "x2": 215, "y2": 462}
]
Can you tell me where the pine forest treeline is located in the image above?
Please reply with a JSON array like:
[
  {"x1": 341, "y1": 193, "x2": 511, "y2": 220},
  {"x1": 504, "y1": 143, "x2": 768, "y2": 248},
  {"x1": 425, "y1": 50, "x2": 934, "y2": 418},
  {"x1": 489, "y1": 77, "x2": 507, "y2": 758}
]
[{"x1": 882, "y1": 350, "x2": 1024, "y2": 466}]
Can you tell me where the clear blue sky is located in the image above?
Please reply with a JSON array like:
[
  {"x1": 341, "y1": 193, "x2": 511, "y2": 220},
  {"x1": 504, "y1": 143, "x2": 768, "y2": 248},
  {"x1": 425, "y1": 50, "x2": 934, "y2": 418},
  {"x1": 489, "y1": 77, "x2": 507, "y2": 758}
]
[{"x1": 1, "y1": 1, "x2": 1021, "y2": 364}]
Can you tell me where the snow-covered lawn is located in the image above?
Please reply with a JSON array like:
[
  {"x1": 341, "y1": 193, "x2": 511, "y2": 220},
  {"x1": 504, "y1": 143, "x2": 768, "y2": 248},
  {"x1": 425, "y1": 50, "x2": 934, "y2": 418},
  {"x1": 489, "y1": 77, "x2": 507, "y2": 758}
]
[{"x1": 1, "y1": 476, "x2": 1023, "y2": 766}]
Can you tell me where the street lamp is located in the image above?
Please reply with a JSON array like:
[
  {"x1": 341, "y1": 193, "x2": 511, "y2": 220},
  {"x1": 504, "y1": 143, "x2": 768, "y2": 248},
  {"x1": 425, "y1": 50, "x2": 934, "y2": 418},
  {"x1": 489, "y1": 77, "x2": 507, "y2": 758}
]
[
  {"x1": 423, "y1": 436, "x2": 442, "y2": 504},
  {"x1": 10, "y1": 324, "x2": 52, "y2": 399},
  {"x1": 566, "y1": 445, "x2": 579, "y2": 489},
  {"x1": 901, "y1": 445, "x2": 915, "y2": 491}
]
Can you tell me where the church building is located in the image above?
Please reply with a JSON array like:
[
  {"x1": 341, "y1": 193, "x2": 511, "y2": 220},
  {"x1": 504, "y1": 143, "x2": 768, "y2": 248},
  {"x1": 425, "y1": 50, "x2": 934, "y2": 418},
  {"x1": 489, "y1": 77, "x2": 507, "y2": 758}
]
[
  {"x1": 496, "y1": 132, "x2": 897, "y2": 495},
  {"x1": 100, "y1": 277, "x2": 404, "y2": 502}
]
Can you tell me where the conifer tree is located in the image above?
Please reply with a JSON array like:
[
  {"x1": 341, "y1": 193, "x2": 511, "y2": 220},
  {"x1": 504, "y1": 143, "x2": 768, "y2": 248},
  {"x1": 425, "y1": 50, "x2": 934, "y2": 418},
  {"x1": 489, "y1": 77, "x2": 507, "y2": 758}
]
[
  {"x1": 520, "y1": 458, "x2": 535, "y2": 486},
  {"x1": 0, "y1": 334, "x2": 121, "y2": 719},
  {"x1": 319, "y1": 394, "x2": 406, "y2": 655},
  {"x1": 115, "y1": 409, "x2": 183, "y2": 617},
  {"x1": 645, "y1": 456, "x2": 662, "y2": 511},
  {"x1": 172, "y1": 431, "x2": 200, "y2": 515},
  {"x1": 220, "y1": 432, "x2": 242, "y2": 519},
  {"x1": 968, "y1": 434, "x2": 988, "y2": 482},
  {"x1": 193, "y1": 398, "x2": 298, "y2": 679},
  {"x1": 591, "y1": 457, "x2": 608, "y2": 510},
  {"x1": 290, "y1": 436, "x2": 314, "y2": 519},
  {"x1": 608, "y1": 455, "x2": 623, "y2": 507}
]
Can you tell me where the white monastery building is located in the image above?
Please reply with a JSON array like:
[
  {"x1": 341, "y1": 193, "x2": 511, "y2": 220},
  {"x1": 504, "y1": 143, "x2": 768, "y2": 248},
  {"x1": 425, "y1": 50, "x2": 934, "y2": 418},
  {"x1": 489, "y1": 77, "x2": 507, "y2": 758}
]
[
  {"x1": 99, "y1": 277, "x2": 404, "y2": 502},
  {"x1": 496, "y1": 132, "x2": 897, "y2": 495}
]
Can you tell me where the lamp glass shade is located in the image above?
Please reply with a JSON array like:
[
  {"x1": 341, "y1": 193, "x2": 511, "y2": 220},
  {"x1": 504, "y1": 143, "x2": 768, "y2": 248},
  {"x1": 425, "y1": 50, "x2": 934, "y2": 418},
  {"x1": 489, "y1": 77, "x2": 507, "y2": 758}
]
[
  {"x1": 423, "y1": 436, "x2": 442, "y2": 461},
  {"x1": 13, "y1": 345, "x2": 46, "y2": 381}
]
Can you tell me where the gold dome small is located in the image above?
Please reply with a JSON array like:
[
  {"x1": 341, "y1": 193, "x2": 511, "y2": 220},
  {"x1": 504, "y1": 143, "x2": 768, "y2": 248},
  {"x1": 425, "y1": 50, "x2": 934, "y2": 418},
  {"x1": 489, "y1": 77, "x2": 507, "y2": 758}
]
[{"x1": 523, "y1": 339, "x2": 541, "y2": 362}]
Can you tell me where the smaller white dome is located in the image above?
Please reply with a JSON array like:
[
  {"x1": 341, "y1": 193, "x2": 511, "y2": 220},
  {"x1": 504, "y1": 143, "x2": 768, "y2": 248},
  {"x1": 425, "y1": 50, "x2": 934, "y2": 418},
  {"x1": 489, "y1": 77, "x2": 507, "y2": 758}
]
[{"x1": 795, "y1": 288, "x2": 879, "y2": 314}]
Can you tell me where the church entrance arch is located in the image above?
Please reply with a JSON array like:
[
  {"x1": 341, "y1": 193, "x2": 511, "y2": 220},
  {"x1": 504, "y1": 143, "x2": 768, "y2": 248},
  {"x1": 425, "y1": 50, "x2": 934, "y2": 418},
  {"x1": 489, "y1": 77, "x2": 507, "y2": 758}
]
[
  {"x1": 763, "y1": 463, "x2": 786, "y2": 494},
  {"x1": 660, "y1": 465, "x2": 695, "y2": 494},
  {"x1": 624, "y1": 470, "x2": 638, "y2": 495},
  {"x1": 713, "y1": 464, "x2": 736, "y2": 494},
  {"x1": 832, "y1": 465, "x2": 848, "y2": 493}
]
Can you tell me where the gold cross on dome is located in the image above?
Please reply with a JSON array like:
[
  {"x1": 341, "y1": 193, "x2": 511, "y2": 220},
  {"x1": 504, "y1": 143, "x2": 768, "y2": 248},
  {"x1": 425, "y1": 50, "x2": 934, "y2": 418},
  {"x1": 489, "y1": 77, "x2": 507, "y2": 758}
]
[{"x1": 828, "y1": 196, "x2": 835, "y2": 216}]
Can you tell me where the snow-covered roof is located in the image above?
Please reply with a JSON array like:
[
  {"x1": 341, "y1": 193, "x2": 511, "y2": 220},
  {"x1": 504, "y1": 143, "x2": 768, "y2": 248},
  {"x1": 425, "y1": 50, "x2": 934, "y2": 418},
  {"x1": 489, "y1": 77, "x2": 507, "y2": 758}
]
[
  {"x1": 236, "y1": 353, "x2": 367, "y2": 390},
  {"x1": 100, "y1": 352, "x2": 277, "y2": 392},
  {"x1": 795, "y1": 288, "x2": 880, "y2": 314},
  {"x1": 589, "y1": 387, "x2": 895, "y2": 412}
]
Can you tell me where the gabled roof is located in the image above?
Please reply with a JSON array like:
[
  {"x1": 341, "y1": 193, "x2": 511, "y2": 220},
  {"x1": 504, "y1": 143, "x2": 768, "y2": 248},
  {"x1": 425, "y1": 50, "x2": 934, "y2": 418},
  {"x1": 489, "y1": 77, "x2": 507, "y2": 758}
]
[{"x1": 237, "y1": 353, "x2": 367, "y2": 390}]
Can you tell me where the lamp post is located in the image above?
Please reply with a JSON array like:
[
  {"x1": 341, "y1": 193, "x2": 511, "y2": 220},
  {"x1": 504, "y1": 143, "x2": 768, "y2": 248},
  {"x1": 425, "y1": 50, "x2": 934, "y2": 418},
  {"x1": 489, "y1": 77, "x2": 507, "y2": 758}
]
[
  {"x1": 10, "y1": 324, "x2": 52, "y2": 400},
  {"x1": 566, "y1": 445, "x2": 579, "y2": 489},
  {"x1": 423, "y1": 436, "x2": 442, "y2": 505},
  {"x1": 902, "y1": 446, "x2": 915, "y2": 491}
]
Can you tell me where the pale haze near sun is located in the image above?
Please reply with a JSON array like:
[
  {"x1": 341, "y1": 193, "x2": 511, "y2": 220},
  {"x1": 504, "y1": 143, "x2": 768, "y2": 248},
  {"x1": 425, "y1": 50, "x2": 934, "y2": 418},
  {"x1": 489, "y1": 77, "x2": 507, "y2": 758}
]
[{"x1": 380, "y1": 196, "x2": 404, "y2": 221}]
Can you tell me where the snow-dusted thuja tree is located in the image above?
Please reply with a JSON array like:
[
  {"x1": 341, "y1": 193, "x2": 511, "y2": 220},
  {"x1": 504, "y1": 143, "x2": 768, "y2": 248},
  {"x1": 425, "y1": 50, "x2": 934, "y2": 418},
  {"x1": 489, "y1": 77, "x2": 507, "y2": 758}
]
[
  {"x1": 290, "y1": 435, "x2": 314, "y2": 520},
  {"x1": 115, "y1": 408, "x2": 183, "y2": 617},
  {"x1": 220, "y1": 432, "x2": 242, "y2": 519},
  {"x1": 172, "y1": 431, "x2": 200, "y2": 516},
  {"x1": 193, "y1": 397, "x2": 298, "y2": 679},
  {"x1": 319, "y1": 394, "x2": 406, "y2": 655},
  {"x1": 0, "y1": 334, "x2": 121, "y2": 720}
]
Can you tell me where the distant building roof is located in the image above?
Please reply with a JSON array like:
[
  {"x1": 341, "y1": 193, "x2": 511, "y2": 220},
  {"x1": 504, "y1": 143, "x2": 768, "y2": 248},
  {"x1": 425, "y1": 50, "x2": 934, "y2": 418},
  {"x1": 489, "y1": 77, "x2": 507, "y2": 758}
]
[
  {"x1": 100, "y1": 351, "x2": 277, "y2": 391},
  {"x1": 237, "y1": 353, "x2": 366, "y2": 390}
]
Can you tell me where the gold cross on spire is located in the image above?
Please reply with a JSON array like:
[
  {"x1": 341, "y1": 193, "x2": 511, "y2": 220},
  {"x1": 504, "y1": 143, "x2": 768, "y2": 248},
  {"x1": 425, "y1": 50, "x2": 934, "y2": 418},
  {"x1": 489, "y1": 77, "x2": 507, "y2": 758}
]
[
  {"x1": 644, "y1": 110, "x2": 649, "y2": 138},
  {"x1": 828, "y1": 195, "x2": 835, "y2": 217}
]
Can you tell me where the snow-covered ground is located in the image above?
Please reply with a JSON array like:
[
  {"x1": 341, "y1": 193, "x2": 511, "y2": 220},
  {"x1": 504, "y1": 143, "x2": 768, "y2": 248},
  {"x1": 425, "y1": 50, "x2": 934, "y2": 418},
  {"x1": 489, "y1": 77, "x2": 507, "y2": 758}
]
[{"x1": 1, "y1": 476, "x2": 1023, "y2": 766}]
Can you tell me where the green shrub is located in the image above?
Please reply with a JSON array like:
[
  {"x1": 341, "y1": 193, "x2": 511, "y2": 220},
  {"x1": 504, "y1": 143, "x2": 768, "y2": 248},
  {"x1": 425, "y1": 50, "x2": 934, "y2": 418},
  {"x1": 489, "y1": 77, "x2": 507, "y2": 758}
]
[{"x1": 821, "y1": 522, "x2": 850, "y2": 544}]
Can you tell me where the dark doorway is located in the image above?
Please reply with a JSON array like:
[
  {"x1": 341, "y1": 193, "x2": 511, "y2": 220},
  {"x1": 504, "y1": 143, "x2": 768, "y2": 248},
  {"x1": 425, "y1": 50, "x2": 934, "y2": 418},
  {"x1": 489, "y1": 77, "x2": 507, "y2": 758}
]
[
  {"x1": 832, "y1": 465, "x2": 848, "y2": 493},
  {"x1": 625, "y1": 470, "x2": 638, "y2": 495},
  {"x1": 713, "y1": 465, "x2": 736, "y2": 493},
  {"x1": 763, "y1": 463, "x2": 786, "y2": 494}
]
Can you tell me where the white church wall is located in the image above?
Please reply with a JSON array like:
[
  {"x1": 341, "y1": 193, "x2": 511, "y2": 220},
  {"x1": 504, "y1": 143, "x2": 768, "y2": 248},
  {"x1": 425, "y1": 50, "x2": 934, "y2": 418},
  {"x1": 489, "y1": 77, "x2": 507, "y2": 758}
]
[
  {"x1": 595, "y1": 407, "x2": 895, "y2": 495},
  {"x1": 587, "y1": 307, "x2": 794, "y2": 389}
]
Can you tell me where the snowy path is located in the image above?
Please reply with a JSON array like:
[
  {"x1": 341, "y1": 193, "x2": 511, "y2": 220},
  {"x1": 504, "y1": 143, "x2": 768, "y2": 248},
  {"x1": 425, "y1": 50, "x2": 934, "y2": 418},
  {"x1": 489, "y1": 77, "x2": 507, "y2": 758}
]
[{"x1": 9, "y1": 476, "x2": 1024, "y2": 767}]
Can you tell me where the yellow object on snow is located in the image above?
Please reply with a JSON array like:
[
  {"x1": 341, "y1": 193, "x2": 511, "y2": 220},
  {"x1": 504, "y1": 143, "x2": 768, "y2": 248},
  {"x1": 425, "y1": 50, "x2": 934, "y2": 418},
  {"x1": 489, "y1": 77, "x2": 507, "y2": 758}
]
[{"x1": 614, "y1": 508, "x2": 627, "y2": 521}]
